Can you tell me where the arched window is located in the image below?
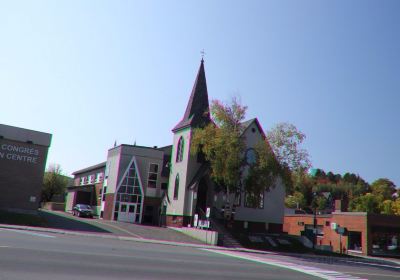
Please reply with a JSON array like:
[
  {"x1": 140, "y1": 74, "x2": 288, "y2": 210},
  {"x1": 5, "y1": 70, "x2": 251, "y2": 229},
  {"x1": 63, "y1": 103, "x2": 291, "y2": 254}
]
[
  {"x1": 173, "y1": 174, "x2": 180, "y2": 200},
  {"x1": 176, "y1": 136, "x2": 184, "y2": 162}
]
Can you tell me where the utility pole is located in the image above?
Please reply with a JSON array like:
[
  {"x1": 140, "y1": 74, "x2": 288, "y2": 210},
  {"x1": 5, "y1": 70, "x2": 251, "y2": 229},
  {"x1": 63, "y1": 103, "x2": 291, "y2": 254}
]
[{"x1": 312, "y1": 192, "x2": 317, "y2": 250}]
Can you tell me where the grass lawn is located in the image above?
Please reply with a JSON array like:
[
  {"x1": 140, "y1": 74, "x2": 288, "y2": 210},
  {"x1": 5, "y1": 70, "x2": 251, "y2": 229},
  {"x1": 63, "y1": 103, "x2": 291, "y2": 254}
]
[{"x1": 0, "y1": 210, "x2": 47, "y2": 227}]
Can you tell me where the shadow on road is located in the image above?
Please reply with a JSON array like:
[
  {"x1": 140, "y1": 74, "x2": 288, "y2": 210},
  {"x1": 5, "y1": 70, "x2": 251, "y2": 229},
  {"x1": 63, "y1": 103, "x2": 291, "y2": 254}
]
[{"x1": 38, "y1": 210, "x2": 111, "y2": 233}]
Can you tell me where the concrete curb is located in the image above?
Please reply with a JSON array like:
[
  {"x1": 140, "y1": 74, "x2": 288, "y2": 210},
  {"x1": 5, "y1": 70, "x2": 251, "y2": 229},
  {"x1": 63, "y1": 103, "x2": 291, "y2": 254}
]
[{"x1": 1, "y1": 223, "x2": 399, "y2": 269}]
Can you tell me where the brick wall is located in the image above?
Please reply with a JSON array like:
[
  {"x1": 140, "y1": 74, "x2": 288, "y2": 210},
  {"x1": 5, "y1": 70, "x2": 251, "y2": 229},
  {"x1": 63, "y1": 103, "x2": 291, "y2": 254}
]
[
  {"x1": 284, "y1": 213, "x2": 368, "y2": 255},
  {"x1": 103, "y1": 193, "x2": 115, "y2": 220},
  {"x1": 166, "y1": 215, "x2": 191, "y2": 227}
]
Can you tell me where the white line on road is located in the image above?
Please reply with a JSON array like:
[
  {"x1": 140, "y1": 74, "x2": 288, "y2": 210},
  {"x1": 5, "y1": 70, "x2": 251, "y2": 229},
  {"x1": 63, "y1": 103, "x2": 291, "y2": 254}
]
[
  {"x1": 203, "y1": 249, "x2": 367, "y2": 280},
  {"x1": 342, "y1": 260, "x2": 400, "y2": 270},
  {"x1": 1, "y1": 229, "x2": 55, "y2": 238}
]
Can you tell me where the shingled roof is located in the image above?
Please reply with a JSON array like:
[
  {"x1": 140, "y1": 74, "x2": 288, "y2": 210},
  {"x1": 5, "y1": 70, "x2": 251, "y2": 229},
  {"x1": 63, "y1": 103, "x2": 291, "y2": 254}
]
[{"x1": 172, "y1": 59, "x2": 210, "y2": 132}]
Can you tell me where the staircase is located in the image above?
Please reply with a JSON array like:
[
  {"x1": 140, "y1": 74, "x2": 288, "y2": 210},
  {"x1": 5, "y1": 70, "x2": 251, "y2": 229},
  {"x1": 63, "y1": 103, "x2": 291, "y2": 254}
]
[
  {"x1": 210, "y1": 217, "x2": 243, "y2": 248},
  {"x1": 197, "y1": 207, "x2": 243, "y2": 249}
]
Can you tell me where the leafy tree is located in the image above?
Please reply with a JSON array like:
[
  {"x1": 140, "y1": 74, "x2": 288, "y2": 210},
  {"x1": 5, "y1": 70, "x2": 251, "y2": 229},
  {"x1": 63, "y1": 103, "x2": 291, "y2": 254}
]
[
  {"x1": 244, "y1": 140, "x2": 281, "y2": 204},
  {"x1": 349, "y1": 193, "x2": 380, "y2": 214},
  {"x1": 392, "y1": 199, "x2": 400, "y2": 215},
  {"x1": 285, "y1": 191, "x2": 306, "y2": 209},
  {"x1": 327, "y1": 172, "x2": 336, "y2": 183},
  {"x1": 381, "y1": 200, "x2": 394, "y2": 215},
  {"x1": 316, "y1": 196, "x2": 329, "y2": 210},
  {"x1": 191, "y1": 98, "x2": 284, "y2": 207},
  {"x1": 370, "y1": 178, "x2": 397, "y2": 200},
  {"x1": 41, "y1": 164, "x2": 69, "y2": 203},
  {"x1": 292, "y1": 171, "x2": 314, "y2": 204},
  {"x1": 191, "y1": 98, "x2": 247, "y2": 198},
  {"x1": 266, "y1": 122, "x2": 311, "y2": 174}
]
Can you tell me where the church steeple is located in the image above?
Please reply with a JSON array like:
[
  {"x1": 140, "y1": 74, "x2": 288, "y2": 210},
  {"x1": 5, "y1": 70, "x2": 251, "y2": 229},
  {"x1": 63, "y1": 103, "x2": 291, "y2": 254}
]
[{"x1": 172, "y1": 59, "x2": 210, "y2": 132}]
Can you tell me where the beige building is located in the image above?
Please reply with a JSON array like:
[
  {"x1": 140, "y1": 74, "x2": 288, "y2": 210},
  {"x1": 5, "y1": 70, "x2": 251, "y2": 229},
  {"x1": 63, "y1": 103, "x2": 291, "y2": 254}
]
[{"x1": 0, "y1": 124, "x2": 51, "y2": 213}]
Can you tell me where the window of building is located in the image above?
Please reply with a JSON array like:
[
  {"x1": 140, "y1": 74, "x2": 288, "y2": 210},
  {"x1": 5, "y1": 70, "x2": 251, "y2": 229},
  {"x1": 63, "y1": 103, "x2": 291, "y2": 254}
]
[
  {"x1": 147, "y1": 163, "x2": 159, "y2": 188},
  {"x1": 244, "y1": 191, "x2": 264, "y2": 209},
  {"x1": 173, "y1": 174, "x2": 179, "y2": 200},
  {"x1": 102, "y1": 186, "x2": 107, "y2": 201},
  {"x1": 305, "y1": 224, "x2": 324, "y2": 236},
  {"x1": 114, "y1": 160, "x2": 143, "y2": 222},
  {"x1": 245, "y1": 148, "x2": 257, "y2": 165},
  {"x1": 79, "y1": 177, "x2": 85, "y2": 186},
  {"x1": 95, "y1": 172, "x2": 103, "y2": 183},
  {"x1": 325, "y1": 221, "x2": 330, "y2": 226},
  {"x1": 87, "y1": 175, "x2": 94, "y2": 184},
  {"x1": 176, "y1": 137, "x2": 184, "y2": 162}
]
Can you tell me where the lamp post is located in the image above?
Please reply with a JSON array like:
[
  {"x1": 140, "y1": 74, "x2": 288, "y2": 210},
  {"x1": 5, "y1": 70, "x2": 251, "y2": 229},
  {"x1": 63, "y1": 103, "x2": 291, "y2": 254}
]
[{"x1": 312, "y1": 192, "x2": 317, "y2": 250}]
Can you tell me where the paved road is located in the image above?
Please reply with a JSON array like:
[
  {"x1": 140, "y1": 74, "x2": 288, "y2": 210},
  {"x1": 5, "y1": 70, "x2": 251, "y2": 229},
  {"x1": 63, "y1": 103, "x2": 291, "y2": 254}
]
[
  {"x1": 0, "y1": 228, "x2": 318, "y2": 280},
  {"x1": 0, "y1": 228, "x2": 399, "y2": 280}
]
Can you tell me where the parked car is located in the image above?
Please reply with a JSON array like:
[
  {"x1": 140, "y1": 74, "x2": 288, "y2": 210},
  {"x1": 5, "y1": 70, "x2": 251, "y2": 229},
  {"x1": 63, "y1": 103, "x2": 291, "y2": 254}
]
[{"x1": 72, "y1": 204, "x2": 93, "y2": 218}]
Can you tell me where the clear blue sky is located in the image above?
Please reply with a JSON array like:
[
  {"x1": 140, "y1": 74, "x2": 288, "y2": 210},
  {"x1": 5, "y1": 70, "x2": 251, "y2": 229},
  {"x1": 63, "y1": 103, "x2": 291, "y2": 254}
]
[{"x1": 1, "y1": 1, "x2": 399, "y2": 185}]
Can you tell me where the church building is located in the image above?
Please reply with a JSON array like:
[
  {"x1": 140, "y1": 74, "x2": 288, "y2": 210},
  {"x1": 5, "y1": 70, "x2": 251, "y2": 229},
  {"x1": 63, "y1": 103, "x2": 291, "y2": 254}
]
[{"x1": 165, "y1": 59, "x2": 285, "y2": 232}]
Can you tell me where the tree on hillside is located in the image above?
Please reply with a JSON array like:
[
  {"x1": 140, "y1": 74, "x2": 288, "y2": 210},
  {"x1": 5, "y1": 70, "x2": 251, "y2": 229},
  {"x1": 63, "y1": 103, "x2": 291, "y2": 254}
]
[
  {"x1": 392, "y1": 199, "x2": 400, "y2": 215},
  {"x1": 370, "y1": 178, "x2": 397, "y2": 200},
  {"x1": 41, "y1": 164, "x2": 69, "y2": 203},
  {"x1": 381, "y1": 200, "x2": 394, "y2": 215},
  {"x1": 285, "y1": 191, "x2": 306, "y2": 209},
  {"x1": 191, "y1": 98, "x2": 281, "y2": 206},
  {"x1": 349, "y1": 193, "x2": 380, "y2": 214}
]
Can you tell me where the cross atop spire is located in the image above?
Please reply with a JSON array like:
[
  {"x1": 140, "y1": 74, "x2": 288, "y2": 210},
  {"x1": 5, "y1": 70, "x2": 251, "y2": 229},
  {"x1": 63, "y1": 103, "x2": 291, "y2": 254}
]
[{"x1": 201, "y1": 49, "x2": 205, "y2": 62}]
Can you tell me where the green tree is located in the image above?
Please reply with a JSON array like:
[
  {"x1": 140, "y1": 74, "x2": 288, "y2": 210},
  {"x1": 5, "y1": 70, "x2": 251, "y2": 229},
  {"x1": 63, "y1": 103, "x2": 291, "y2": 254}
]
[
  {"x1": 41, "y1": 164, "x2": 69, "y2": 203},
  {"x1": 266, "y1": 122, "x2": 311, "y2": 173},
  {"x1": 292, "y1": 171, "x2": 314, "y2": 204},
  {"x1": 349, "y1": 193, "x2": 380, "y2": 213},
  {"x1": 244, "y1": 140, "x2": 281, "y2": 199},
  {"x1": 316, "y1": 196, "x2": 328, "y2": 210},
  {"x1": 381, "y1": 200, "x2": 394, "y2": 215},
  {"x1": 191, "y1": 98, "x2": 247, "y2": 198},
  {"x1": 191, "y1": 98, "x2": 283, "y2": 206},
  {"x1": 370, "y1": 178, "x2": 397, "y2": 200},
  {"x1": 285, "y1": 191, "x2": 306, "y2": 209},
  {"x1": 392, "y1": 198, "x2": 400, "y2": 215}
]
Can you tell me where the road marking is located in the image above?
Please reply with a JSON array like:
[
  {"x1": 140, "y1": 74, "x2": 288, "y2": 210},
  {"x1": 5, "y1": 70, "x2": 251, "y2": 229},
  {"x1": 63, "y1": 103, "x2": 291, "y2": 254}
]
[
  {"x1": 1, "y1": 229, "x2": 55, "y2": 238},
  {"x1": 344, "y1": 272, "x2": 400, "y2": 279},
  {"x1": 203, "y1": 249, "x2": 366, "y2": 280},
  {"x1": 342, "y1": 260, "x2": 400, "y2": 270}
]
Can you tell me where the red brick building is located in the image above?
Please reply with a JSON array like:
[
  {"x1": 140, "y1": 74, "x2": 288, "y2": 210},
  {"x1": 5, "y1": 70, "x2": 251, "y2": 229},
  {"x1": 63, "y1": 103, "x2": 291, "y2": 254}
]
[
  {"x1": 284, "y1": 212, "x2": 400, "y2": 256},
  {"x1": 65, "y1": 162, "x2": 106, "y2": 216}
]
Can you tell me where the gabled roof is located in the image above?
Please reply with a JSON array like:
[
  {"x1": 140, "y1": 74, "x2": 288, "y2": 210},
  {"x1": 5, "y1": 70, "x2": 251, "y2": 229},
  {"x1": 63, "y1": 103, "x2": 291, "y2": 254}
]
[
  {"x1": 240, "y1": 118, "x2": 266, "y2": 138},
  {"x1": 172, "y1": 59, "x2": 210, "y2": 132}
]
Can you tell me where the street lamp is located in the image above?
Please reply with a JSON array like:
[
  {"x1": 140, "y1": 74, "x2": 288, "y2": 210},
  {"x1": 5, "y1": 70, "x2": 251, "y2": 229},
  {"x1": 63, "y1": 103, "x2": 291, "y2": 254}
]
[{"x1": 312, "y1": 192, "x2": 317, "y2": 250}]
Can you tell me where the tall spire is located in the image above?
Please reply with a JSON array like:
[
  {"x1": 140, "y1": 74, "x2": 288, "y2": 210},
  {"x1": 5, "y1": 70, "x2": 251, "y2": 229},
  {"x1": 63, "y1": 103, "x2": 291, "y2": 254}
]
[{"x1": 172, "y1": 60, "x2": 210, "y2": 132}]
